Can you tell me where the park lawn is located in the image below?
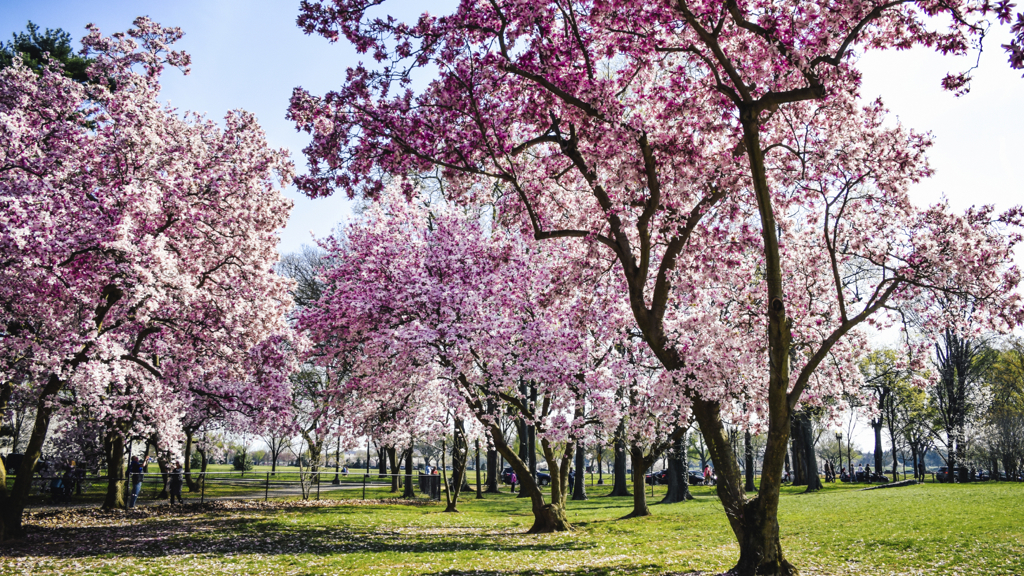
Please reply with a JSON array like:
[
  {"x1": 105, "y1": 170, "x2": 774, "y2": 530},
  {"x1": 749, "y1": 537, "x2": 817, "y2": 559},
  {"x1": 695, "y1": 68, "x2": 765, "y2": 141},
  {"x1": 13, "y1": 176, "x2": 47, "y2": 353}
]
[{"x1": 3, "y1": 482, "x2": 1023, "y2": 576}]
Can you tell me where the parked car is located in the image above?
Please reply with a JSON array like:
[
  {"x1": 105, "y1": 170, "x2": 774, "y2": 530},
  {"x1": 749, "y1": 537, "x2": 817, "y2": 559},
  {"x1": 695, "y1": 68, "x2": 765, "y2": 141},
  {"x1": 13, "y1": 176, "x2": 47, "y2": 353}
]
[
  {"x1": 937, "y1": 466, "x2": 967, "y2": 483},
  {"x1": 501, "y1": 467, "x2": 551, "y2": 486},
  {"x1": 644, "y1": 469, "x2": 707, "y2": 486},
  {"x1": 645, "y1": 469, "x2": 668, "y2": 485}
]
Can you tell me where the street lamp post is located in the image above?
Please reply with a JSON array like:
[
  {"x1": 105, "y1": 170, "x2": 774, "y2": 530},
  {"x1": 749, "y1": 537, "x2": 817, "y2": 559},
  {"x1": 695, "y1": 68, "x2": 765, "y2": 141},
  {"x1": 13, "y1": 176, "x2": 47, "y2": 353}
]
[{"x1": 836, "y1": 432, "x2": 843, "y2": 483}]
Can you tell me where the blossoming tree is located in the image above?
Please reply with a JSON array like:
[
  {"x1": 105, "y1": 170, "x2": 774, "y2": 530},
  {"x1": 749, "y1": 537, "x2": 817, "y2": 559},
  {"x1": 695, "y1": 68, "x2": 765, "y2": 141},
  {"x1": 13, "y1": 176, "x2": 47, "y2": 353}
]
[
  {"x1": 0, "y1": 18, "x2": 295, "y2": 539},
  {"x1": 289, "y1": 1, "x2": 1023, "y2": 572},
  {"x1": 300, "y1": 186, "x2": 627, "y2": 529}
]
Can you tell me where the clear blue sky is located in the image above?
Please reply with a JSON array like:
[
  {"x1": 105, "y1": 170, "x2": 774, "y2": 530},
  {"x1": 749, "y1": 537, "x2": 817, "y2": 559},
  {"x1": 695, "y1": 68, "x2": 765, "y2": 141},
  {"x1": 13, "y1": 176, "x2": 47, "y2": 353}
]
[{"x1": 2, "y1": 1, "x2": 1021, "y2": 260}]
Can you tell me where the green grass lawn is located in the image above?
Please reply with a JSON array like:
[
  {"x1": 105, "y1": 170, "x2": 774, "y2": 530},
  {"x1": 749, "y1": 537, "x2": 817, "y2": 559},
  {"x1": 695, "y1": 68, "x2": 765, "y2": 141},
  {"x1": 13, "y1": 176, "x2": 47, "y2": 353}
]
[{"x1": 3, "y1": 481, "x2": 1023, "y2": 575}]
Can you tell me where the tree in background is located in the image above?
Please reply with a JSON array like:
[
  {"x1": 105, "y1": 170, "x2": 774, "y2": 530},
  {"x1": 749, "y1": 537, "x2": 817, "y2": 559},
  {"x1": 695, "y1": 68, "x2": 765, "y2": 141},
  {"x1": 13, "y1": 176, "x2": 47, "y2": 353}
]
[
  {"x1": 931, "y1": 324, "x2": 997, "y2": 483},
  {"x1": 860, "y1": 348, "x2": 921, "y2": 479},
  {"x1": 982, "y1": 339, "x2": 1024, "y2": 478},
  {"x1": 0, "y1": 22, "x2": 91, "y2": 82},
  {"x1": 261, "y1": 425, "x2": 294, "y2": 476}
]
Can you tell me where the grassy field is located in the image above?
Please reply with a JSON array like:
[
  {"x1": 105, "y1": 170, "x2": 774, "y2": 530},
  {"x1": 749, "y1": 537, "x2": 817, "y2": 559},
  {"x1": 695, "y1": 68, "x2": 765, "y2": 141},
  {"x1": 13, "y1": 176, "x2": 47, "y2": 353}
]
[{"x1": 2, "y1": 481, "x2": 1023, "y2": 575}]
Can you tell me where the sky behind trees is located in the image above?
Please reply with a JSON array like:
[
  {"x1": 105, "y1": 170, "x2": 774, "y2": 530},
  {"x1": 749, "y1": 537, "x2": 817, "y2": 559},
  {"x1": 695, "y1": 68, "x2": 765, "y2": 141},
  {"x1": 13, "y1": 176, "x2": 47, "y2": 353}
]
[{"x1": 3, "y1": 0, "x2": 1021, "y2": 259}]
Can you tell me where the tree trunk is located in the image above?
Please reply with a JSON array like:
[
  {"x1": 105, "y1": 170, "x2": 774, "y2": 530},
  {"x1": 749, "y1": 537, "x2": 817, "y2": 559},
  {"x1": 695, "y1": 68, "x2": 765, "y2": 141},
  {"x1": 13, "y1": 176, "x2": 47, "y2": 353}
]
[
  {"x1": 625, "y1": 445, "x2": 651, "y2": 518},
  {"x1": 956, "y1": 430, "x2": 969, "y2": 483},
  {"x1": 946, "y1": 428, "x2": 958, "y2": 483},
  {"x1": 0, "y1": 382, "x2": 12, "y2": 542},
  {"x1": 388, "y1": 446, "x2": 400, "y2": 493},
  {"x1": 488, "y1": 421, "x2": 571, "y2": 532},
  {"x1": 662, "y1": 430, "x2": 694, "y2": 503},
  {"x1": 693, "y1": 394, "x2": 795, "y2": 576},
  {"x1": 184, "y1": 429, "x2": 200, "y2": 492},
  {"x1": 444, "y1": 418, "x2": 470, "y2": 512},
  {"x1": 103, "y1": 431, "x2": 127, "y2": 510},
  {"x1": 156, "y1": 457, "x2": 169, "y2": 499},
  {"x1": 607, "y1": 419, "x2": 630, "y2": 497},
  {"x1": 0, "y1": 448, "x2": 6, "y2": 544},
  {"x1": 597, "y1": 444, "x2": 604, "y2": 484},
  {"x1": 528, "y1": 386, "x2": 538, "y2": 481},
  {"x1": 475, "y1": 438, "x2": 483, "y2": 499},
  {"x1": 792, "y1": 411, "x2": 822, "y2": 492},
  {"x1": 745, "y1": 431, "x2": 756, "y2": 492},
  {"x1": 485, "y1": 441, "x2": 499, "y2": 493},
  {"x1": 3, "y1": 375, "x2": 63, "y2": 541},
  {"x1": 403, "y1": 445, "x2": 416, "y2": 498},
  {"x1": 378, "y1": 447, "x2": 388, "y2": 478},
  {"x1": 790, "y1": 418, "x2": 806, "y2": 485},
  {"x1": 516, "y1": 418, "x2": 530, "y2": 499},
  {"x1": 697, "y1": 113, "x2": 797, "y2": 575},
  {"x1": 572, "y1": 442, "x2": 587, "y2": 501},
  {"x1": 872, "y1": 418, "x2": 884, "y2": 480}
]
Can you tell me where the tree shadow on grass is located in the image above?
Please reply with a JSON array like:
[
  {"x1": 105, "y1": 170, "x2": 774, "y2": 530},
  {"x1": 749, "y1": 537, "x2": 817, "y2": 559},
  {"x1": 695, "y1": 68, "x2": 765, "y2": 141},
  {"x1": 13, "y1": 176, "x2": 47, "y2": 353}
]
[
  {"x1": 425, "y1": 568, "x2": 714, "y2": 576},
  {"x1": 1, "y1": 507, "x2": 595, "y2": 560}
]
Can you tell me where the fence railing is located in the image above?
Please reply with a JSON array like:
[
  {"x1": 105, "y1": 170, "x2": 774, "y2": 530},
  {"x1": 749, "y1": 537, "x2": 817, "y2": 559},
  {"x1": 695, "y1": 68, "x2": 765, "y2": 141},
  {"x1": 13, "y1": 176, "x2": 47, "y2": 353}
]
[
  {"x1": 28, "y1": 470, "x2": 460, "y2": 505},
  {"x1": 34, "y1": 467, "x2": 995, "y2": 508}
]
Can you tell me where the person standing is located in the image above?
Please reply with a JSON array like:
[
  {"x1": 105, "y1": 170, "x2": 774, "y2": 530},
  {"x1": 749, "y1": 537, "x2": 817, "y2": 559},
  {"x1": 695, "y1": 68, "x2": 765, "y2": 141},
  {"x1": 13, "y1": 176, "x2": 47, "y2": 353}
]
[
  {"x1": 169, "y1": 461, "x2": 184, "y2": 505},
  {"x1": 128, "y1": 456, "x2": 144, "y2": 508},
  {"x1": 510, "y1": 471, "x2": 517, "y2": 494}
]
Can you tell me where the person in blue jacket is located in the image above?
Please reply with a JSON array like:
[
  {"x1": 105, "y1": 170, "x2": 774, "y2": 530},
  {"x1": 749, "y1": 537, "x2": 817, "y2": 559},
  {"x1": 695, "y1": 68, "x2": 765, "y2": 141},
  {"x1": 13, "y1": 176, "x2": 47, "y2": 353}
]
[{"x1": 128, "y1": 456, "x2": 144, "y2": 508}]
